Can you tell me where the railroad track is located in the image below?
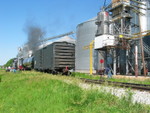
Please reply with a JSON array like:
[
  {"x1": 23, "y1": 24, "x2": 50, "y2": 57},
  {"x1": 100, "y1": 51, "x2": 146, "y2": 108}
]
[{"x1": 80, "y1": 78, "x2": 150, "y2": 91}]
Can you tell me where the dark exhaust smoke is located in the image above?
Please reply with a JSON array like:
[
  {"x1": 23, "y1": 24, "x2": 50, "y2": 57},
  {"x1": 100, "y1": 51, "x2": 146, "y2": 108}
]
[{"x1": 24, "y1": 23, "x2": 45, "y2": 54}]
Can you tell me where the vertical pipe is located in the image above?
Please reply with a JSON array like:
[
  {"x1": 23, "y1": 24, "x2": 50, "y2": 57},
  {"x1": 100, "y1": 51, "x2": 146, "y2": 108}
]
[
  {"x1": 113, "y1": 49, "x2": 116, "y2": 75},
  {"x1": 139, "y1": 1, "x2": 147, "y2": 76},
  {"x1": 126, "y1": 49, "x2": 129, "y2": 75},
  {"x1": 17, "y1": 57, "x2": 19, "y2": 69},
  {"x1": 135, "y1": 45, "x2": 138, "y2": 77},
  {"x1": 140, "y1": 37, "x2": 146, "y2": 76},
  {"x1": 120, "y1": 19, "x2": 123, "y2": 36}
]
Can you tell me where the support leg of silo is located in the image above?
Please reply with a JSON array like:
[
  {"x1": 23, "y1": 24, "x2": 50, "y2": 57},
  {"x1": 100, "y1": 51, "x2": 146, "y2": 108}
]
[
  {"x1": 113, "y1": 49, "x2": 116, "y2": 75},
  {"x1": 126, "y1": 49, "x2": 129, "y2": 75}
]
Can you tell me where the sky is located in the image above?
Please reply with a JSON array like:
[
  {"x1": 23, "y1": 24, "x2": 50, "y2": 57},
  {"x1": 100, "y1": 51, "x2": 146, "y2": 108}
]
[{"x1": 0, "y1": 0, "x2": 108, "y2": 65}]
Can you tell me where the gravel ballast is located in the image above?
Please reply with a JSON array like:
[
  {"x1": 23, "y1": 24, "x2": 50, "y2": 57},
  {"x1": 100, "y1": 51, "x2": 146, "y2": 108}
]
[{"x1": 78, "y1": 82, "x2": 150, "y2": 105}]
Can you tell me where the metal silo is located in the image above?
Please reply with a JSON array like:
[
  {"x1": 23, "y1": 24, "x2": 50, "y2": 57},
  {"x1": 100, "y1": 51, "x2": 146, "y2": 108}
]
[
  {"x1": 139, "y1": 1, "x2": 147, "y2": 33},
  {"x1": 75, "y1": 17, "x2": 104, "y2": 73},
  {"x1": 96, "y1": 11, "x2": 109, "y2": 36},
  {"x1": 130, "y1": 0, "x2": 150, "y2": 74},
  {"x1": 143, "y1": 0, "x2": 150, "y2": 72},
  {"x1": 143, "y1": 0, "x2": 150, "y2": 46},
  {"x1": 147, "y1": 0, "x2": 150, "y2": 31}
]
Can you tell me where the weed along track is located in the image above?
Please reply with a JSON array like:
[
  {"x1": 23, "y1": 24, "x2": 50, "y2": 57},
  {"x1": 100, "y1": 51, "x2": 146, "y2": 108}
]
[
  {"x1": 1, "y1": 70, "x2": 150, "y2": 112},
  {"x1": 80, "y1": 78, "x2": 150, "y2": 91}
]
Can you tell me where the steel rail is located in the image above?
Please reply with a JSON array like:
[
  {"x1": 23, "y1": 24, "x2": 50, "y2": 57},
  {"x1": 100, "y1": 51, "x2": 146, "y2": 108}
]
[{"x1": 80, "y1": 78, "x2": 150, "y2": 91}]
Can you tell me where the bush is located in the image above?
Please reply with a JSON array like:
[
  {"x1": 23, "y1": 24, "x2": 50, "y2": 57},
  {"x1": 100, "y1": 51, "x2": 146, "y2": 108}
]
[{"x1": 4, "y1": 58, "x2": 14, "y2": 68}]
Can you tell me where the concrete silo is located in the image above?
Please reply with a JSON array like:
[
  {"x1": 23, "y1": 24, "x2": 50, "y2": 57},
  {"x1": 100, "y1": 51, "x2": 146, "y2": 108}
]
[{"x1": 75, "y1": 17, "x2": 104, "y2": 73}]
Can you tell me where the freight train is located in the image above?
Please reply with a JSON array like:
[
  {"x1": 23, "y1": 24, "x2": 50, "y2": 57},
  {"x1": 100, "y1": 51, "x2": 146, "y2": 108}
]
[{"x1": 19, "y1": 41, "x2": 75, "y2": 75}]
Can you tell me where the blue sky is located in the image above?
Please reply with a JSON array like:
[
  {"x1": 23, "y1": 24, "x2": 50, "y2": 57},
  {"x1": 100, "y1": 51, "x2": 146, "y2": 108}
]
[{"x1": 0, "y1": 0, "x2": 106, "y2": 65}]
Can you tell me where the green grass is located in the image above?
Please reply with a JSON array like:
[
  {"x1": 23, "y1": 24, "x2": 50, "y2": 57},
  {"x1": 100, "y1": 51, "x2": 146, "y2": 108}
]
[
  {"x1": 72, "y1": 72, "x2": 150, "y2": 85},
  {"x1": 108, "y1": 77, "x2": 150, "y2": 85},
  {"x1": 0, "y1": 71, "x2": 150, "y2": 113}
]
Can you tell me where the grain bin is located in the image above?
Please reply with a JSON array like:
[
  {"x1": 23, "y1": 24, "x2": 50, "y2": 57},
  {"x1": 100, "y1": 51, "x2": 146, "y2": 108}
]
[{"x1": 75, "y1": 17, "x2": 104, "y2": 73}]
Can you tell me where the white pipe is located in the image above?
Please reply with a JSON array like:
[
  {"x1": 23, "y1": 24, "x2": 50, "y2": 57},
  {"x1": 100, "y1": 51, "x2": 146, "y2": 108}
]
[{"x1": 135, "y1": 46, "x2": 138, "y2": 65}]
